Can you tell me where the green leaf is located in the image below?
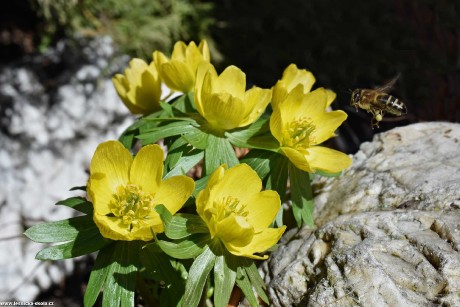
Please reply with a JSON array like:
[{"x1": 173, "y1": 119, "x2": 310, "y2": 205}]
[
  {"x1": 244, "y1": 260, "x2": 269, "y2": 304},
  {"x1": 103, "y1": 241, "x2": 141, "y2": 307},
  {"x1": 183, "y1": 246, "x2": 216, "y2": 307},
  {"x1": 136, "y1": 121, "x2": 195, "y2": 145},
  {"x1": 240, "y1": 149, "x2": 274, "y2": 180},
  {"x1": 36, "y1": 229, "x2": 111, "y2": 260},
  {"x1": 182, "y1": 126, "x2": 209, "y2": 149},
  {"x1": 204, "y1": 134, "x2": 239, "y2": 175},
  {"x1": 118, "y1": 131, "x2": 135, "y2": 150},
  {"x1": 55, "y1": 196, "x2": 93, "y2": 215},
  {"x1": 156, "y1": 233, "x2": 210, "y2": 259},
  {"x1": 171, "y1": 92, "x2": 195, "y2": 113},
  {"x1": 192, "y1": 174, "x2": 210, "y2": 197},
  {"x1": 164, "y1": 148, "x2": 204, "y2": 179},
  {"x1": 266, "y1": 154, "x2": 289, "y2": 227},
  {"x1": 140, "y1": 243, "x2": 185, "y2": 306},
  {"x1": 289, "y1": 162, "x2": 314, "y2": 227},
  {"x1": 235, "y1": 266, "x2": 258, "y2": 307},
  {"x1": 156, "y1": 205, "x2": 209, "y2": 239},
  {"x1": 164, "y1": 137, "x2": 188, "y2": 170},
  {"x1": 225, "y1": 116, "x2": 270, "y2": 147},
  {"x1": 25, "y1": 215, "x2": 97, "y2": 243},
  {"x1": 84, "y1": 243, "x2": 116, "y2": 307},
  {"x1": 214, "y1": 253, "x2": 237, "y2": 307},
  {"x1": 265, "y1": 154, "x2": 289, "y2": 201}
]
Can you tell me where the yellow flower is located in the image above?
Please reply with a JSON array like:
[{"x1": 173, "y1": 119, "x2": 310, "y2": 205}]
[
  {"x1": 112, "y1": 58, "x2": 162, "y2": 115},
  {"x1": 272, "y1": 64, "x2": 335, "y2": 110},
  {"x1": 194, "y1": 63, "x2": 272, "y2": 132},
  {"x1": 87, "y1": 141, "x2": 194, "y2": 241},
  {"x1": 153, "y1": 40, "x2": 210, "y2": 93},
  {"x1": 270, "y1": 87, "x2": 352, "y2": 173},
  {"x1": 196, "y1": 164, "x2": 286, "y2": 260}
]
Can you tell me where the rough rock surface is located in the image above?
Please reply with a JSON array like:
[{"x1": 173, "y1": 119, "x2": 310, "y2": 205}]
[
  {"x1": 0, "y1": 37, "x2": 133, "y2": 301},
  {"x1": 262, "y1": 122, "x2": 460, "y2": 306}
]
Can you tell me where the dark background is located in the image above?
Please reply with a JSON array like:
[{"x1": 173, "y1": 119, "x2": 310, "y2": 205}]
[{"x1": 1, "y1": 0, "x2": 459, "y2": 154}]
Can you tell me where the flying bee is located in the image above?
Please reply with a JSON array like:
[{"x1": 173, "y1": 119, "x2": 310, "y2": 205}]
[{"x1": 350, "y1": 75, "x2": 407, "y2": 128}]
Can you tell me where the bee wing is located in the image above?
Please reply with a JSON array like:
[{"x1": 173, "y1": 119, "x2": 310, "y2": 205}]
[{"x1": 374, "y1": 74, "x2": 400, "y2": 93}]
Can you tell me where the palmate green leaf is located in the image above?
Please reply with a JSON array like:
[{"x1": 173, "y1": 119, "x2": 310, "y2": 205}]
[
  {"x1": 136, "y1": 120, "x2": 196, "y2": 145},
  {"x1": 84, "y1": 243, "x2": 116, "y2": 307},
  {"x1": 289, "y1": 162, "x2": 315, "y2": 227},
  {"x1": 36, "y1": 229, "x2": 111, "y2": 260},
  {"x1": 165, "y1": 149, "x2": 204, "y2": 179},
  {"x1": 140, "y1": 243, "x2": 185, "y2": 306},
  {"x1": 102, "y1": 241, "x2": 141, "y2": 307},
  {"x1": 182, "y1": 126, "x2": 209, "y2": 149},
  {"x1": 183, "y1": 246, "x2": 216, "y2": 307},
  {"x1": 265, "y1": 154, "x2": 289, "y2": 227},
  {"x1": 164, "y1": 137, "x2": 189, "y2": 171},
  {"x1": 171, "y1": 92, "x2": 195, "y2": 113},
  {"x1": 214, "y1": 252, "x2": 237, "y2": 307},
  {"x1": 225, "y1": 116, "x2": 269, "y2": 147},
  {"x1": 240, "y1": 149, "x2": 274, "y2": 180},
  {"x1": 24, "y1": 215, "x2": 96, "y2": 243},
  {"x1": 156, "y1": 233, "x2": 210, "y2": 259},
  {"x1": 55, "y1": 196, "x2": 93, "y2": 215},
  {"x1": 204, "y1": 134, "x2": 239, "y2": 175},
  {"x1": 155, "y1": 205, "x2": 208, "y2": 239}
]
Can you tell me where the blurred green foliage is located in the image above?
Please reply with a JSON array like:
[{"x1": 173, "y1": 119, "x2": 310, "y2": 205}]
[{"x1": 32, "y1": 0, "x2": 214, "y2": 58}]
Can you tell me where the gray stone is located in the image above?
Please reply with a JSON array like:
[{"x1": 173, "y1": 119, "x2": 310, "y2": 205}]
[
  {"x1": 263, "y1": 123, "x2": 460, "y2": 307},
  {"x1": 313, "y1": 122, "x2": 460, "y2": 226},
  {"x1": 0, "y1": 36, "x2": 134, "y2": 301}
]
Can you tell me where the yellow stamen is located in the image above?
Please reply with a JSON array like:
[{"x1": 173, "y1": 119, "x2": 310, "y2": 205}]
[
  {"x1": 285, "y1": 117, "x2": 316, "y2": 147},
  {"x1": 108, "y1": 184, "x2": 154, "y2": 231}
]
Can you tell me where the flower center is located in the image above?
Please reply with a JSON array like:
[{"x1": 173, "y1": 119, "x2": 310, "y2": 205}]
[
  {"x1": 210, "y1": 196, "x2": 248, "y2": 223},
  {"x1": 108, "y1": 184, "x2": 154, "y2": 231},
  {"x1": 285, "y1": 117, "x2": 316, "y2": 148}
]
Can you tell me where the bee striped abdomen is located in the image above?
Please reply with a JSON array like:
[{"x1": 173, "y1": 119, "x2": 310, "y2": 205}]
[{"x1": 376, "y1": 94, "x2": 407, "y2": 115}]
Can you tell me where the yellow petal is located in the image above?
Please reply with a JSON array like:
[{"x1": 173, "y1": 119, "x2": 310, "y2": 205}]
[
  {"x1": 171, "y1": 41, "x2": 187, "y2": 61},
  {"x1": 296, "y1": 88, "x2": 329, "y2": 120},
  {"x1": 277, "y1": 85, "x2": 307, "y2": 124},
  {"x1": 196, "y1": 165, "x2": 225, "y2": 218},
  {"x1": 93, "y1": 213, "x2": 133, "y2": 241},
  {"x1": 153, "y1": 50, "x2": 169, "y2": 70},
  {"x1": 208, "y1": 164, "x2": 262, "y2": 205},
  {"x1": 244, "y1": 190, "x2": 281, "y2": 229},
  {"x1": 126, "y1": 69, "x2": 162, "y2": 113},
  {"x1": 127, "y1": 58, "x2": 149, "y2": 84},
  {"x1": 217, "y1": 214, "x2": 254, "y2": 247},
  {"x1": 161, "y1": 61, "x2": 195, "y2": 93},
  {"x1": 282, "y1": 64, "x2": 316, "y2": 93},
  {"x1": 154, "y1": 175, "x2": 195, "y2": 215},
  {"x1": 281, "y1": 147, "x2": 314, "y2": 173},
  {"x1": 311, "y1": 110, "x2": 347, "y2": 145},
  {"x1": 306, "y1": 146, "x2": 352, "y2": 173},
  {"x1": 214, "y1": 66, "x2": 246, "y2": 100},
  {"x1": 203, "y1": 93, "x2": 246, "y2": 131},
  {"x1": 198, "y1": 40, "x2": 211, "y2": 62},
  {"x1": 87, "y1": 174, "x2": 113, "y2": 215},
  {"x1": 90, "y1": 141, "x2": 131, "y2": 193},
  {"x1": 325, "y1": 89, "x2": 336, "y2": 108},
  {"x1": 225, "y1": 226, "x2": 286, "y2": 260},
  {"x1": 238, "y1": 87, "x2": 272, "y2": 127},
  {"x1": 194, "y1": 62, "x2": 216, "y2": 116},
  {"x1": 185, "y1": 41, "x2": 204, "y2": 72},
  {"x1": 269, "y1": 108, "x2": 284, "y2": 145},
  {"x1": 130, "y1": 144, "x2": 164, "y2": 196}
]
